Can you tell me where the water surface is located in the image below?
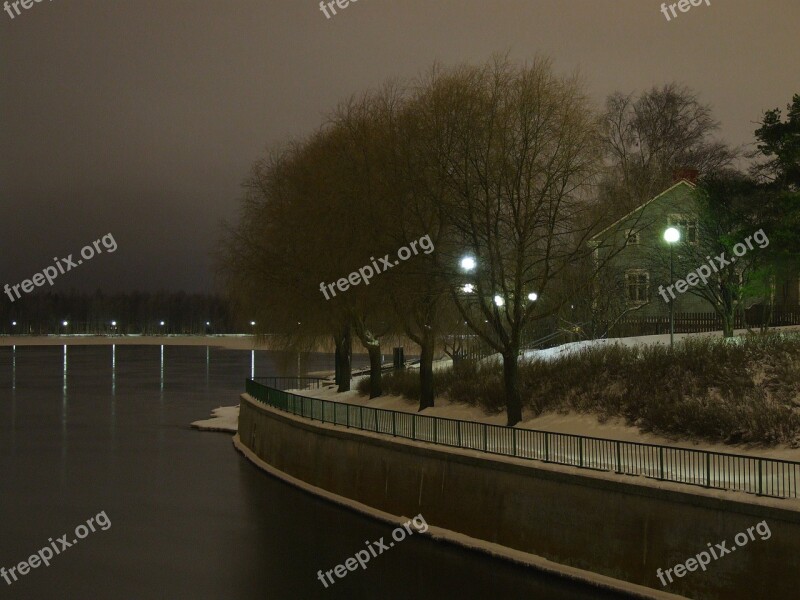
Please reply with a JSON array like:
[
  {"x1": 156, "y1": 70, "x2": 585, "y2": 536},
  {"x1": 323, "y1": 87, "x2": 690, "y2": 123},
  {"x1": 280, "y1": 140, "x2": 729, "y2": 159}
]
[{"x1": 0, "y1": 345, "x2": 632, "y2": 599}]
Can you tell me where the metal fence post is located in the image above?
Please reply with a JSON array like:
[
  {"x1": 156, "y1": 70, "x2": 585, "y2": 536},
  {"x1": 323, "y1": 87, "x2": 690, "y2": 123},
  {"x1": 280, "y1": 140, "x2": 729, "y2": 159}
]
[
  {"x1": 457, "y1": 420, "x2": 462, "y2": 447},
  {"x1": 544, "y1": 433, "x2": 549, "y2": 462},
  {"x1": 659, "y1": 447, "x2": 664, "y2": 480},
  {"x1": 705, "y1": 453, "x2": 711, "y2": 487},
  {"x1": 412, "y1": 414, "x2": 416, "y2": 440},
  {"x1": 512, "y1": 427, "x2": 517, "y2": 457},
  {"x1": 483, "y1": 424, "x2": 487, "y2": 452},
  {"x1": 616, "y1": 441, "x2": 621, "y2": 473},
  {"x1": 579, "y1": 437, "x2": 584, "y2": 468},
  {"x1": 759, "y1": 460, "x2": 763, "y2": 495}
]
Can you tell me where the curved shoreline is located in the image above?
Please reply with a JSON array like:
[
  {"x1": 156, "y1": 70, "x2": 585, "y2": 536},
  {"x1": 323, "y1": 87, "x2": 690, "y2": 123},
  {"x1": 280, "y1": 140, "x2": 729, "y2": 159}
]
[
  {"x1": 232, "y1": 432, "x2": 684, "y2": 600},
  {"x1": 236, "y1": 393, "x2": 800, "y2": 599}
]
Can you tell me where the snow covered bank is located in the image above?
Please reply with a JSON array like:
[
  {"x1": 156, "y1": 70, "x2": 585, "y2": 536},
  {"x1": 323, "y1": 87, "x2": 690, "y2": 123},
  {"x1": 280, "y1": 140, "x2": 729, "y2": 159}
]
[
  {"x1": 294, "y1": 383, "x2": 800, "y2": 461},
  {"x1": 519, "y1": 325, "x2": 800, "y2": 363},
  {"x1": 191, "y1": 406, "x2": 239, "y2": 433}
]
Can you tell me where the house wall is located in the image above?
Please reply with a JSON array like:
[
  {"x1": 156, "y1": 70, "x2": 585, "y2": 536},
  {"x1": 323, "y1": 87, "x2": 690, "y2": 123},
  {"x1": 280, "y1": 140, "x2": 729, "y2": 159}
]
[{"x1": 595, "y1": 182, "x2": 717, "y2": 318}]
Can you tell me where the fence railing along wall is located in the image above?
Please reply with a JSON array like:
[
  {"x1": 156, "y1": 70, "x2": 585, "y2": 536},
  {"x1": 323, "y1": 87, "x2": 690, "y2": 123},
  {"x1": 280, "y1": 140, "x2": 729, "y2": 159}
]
[{"x1": 245, "y1": 377, "x2": 800, "y2": 500}]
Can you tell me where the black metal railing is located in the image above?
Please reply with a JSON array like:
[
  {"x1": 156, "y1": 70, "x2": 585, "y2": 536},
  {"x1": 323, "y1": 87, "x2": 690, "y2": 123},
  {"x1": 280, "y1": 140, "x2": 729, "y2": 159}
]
[{"x1": 245, "y1": 377, "x2": 800, "y2": 500}]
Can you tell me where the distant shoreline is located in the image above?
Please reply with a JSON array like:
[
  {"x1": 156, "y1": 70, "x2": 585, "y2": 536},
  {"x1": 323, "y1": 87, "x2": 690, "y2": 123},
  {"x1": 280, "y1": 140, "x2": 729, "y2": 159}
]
[{"x1": 0, "y1": 335, "x2": 265, "y2": 350}]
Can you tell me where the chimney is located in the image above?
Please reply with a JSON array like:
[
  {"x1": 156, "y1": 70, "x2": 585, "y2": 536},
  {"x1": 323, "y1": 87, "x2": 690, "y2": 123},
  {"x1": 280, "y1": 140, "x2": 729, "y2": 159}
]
[{"x1": 673, "y1": 167, "x2": 699, "y2": 184}]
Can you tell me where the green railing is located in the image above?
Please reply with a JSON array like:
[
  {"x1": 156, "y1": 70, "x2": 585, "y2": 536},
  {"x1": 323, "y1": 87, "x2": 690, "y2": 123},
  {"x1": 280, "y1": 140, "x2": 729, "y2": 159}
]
[{"x1": 245, "y1": 377, "x2": 800, "y2": 500}]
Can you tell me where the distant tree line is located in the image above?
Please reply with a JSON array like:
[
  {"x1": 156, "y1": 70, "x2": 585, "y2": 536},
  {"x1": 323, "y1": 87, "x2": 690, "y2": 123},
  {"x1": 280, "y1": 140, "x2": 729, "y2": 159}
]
[{"x1": 0, "y1": 291, "x2": 241, "y2": 335}]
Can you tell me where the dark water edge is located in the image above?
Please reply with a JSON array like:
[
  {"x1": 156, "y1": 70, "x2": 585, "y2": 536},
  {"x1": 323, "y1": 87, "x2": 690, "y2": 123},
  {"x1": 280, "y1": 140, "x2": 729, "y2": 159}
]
[{"x1": 0, "y1": 345, "x2": 636, "y2": 599}]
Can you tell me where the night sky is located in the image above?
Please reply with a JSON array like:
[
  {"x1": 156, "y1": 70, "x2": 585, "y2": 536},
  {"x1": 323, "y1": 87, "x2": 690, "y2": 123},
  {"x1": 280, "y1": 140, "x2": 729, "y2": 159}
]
[{"x1": 1, "y1": 0, "x2": 797, "y2": 293}]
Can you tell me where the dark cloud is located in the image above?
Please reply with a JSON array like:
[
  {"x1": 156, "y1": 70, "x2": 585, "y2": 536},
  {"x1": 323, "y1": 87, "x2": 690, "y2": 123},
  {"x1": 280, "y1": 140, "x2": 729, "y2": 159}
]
[{"x1": 1, "y1": 0, "x2": 797, "y2": 291}]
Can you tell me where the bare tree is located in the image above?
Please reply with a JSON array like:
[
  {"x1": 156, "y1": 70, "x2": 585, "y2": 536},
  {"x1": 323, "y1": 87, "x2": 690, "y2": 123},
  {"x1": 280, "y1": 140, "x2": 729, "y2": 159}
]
[
  {"x1": 601, "y1": 83, "x2": 738, "y2": 219},
  {"x1": 427, "y1": 56, "x2": 605, "y2": 426}
]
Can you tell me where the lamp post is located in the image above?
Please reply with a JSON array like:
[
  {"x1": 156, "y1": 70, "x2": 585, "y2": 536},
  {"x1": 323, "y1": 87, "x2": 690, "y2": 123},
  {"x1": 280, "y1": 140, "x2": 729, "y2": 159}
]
[{"x1": 664, "y1": 227, "x2": 681, "y2": 349}]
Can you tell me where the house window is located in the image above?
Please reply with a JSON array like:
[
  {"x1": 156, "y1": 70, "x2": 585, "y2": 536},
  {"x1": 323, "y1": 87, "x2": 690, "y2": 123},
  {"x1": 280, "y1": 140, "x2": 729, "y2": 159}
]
[
  {"x1": 668, "y1": 215, "x2": 698, "y2": 243},
  {"x1": 626, "y1": 270, "x2": 649, "y2": 304}
]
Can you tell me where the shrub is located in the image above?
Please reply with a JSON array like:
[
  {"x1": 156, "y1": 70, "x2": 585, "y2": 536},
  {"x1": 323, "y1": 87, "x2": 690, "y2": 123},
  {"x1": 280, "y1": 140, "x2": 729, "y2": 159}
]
[{"x1": 359, "y1": 333, "x2": 800, "y2": 446}]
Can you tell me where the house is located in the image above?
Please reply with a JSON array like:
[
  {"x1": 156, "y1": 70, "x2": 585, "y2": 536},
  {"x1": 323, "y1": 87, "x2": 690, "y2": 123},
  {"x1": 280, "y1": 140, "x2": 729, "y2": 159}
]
[{"x1": 589, "y1": 177, "x2": 800, "y2": 324}]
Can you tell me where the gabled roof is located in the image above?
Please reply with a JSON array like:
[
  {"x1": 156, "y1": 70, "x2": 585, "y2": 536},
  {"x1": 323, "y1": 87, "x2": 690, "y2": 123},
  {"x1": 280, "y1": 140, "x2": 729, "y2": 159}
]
[{"x1": 590, "y1": 179, "x2": 697, "y2": 241}]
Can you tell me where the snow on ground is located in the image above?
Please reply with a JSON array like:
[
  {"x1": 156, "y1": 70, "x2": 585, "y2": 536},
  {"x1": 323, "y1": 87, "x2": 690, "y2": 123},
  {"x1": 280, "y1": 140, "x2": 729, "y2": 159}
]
[
  {"x1": 518, "y1": 325, "x2": 800, "y2": 363},
  {"x1": 296, "y1": 384, "x2": 800, "y2": 461},
  {"x1": 293, "y1": 326, "x2": 800, "y2": 462},
  {"x1": 191, "y1": 406, "x2": 239, "y2": 433}
]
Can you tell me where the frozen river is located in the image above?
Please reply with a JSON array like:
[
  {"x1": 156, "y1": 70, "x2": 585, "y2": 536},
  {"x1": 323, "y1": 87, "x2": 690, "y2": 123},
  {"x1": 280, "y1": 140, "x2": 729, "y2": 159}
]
[{"x1": 0, "y1": 344, "x2": 634, "y2": 599}]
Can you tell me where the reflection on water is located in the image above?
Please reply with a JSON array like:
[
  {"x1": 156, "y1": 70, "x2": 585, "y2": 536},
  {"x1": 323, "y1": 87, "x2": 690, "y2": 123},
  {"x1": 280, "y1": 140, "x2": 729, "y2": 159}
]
[
  {"x1": 112, "y1": 344, "x2": 116, "y2": 396},
  {"x1": 0, "y1": 345, "x2": 630, "y2": 600}
]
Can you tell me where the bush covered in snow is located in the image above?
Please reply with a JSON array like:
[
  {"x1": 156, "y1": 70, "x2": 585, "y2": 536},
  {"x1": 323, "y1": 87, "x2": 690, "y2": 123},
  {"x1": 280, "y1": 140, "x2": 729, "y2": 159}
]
[{"x1": 364, "y1": 333, "x2": 800, "y2": 446}]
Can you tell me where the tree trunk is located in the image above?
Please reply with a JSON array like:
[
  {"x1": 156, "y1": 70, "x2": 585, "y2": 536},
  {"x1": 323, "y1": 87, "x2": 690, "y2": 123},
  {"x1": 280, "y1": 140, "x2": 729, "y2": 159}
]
[
  {"x1": 418, "y1": 332, "x2": 435, "y2": 410},
  {"x1": 366, "y1": 342, "x2": 382, "y2": 398},
  {"x1": 335, "y1": 325, "x2": 352, "y2": 393},
  {"x1": 721, "y1": 312, "x2": 734, "y2": 338},
  {"x1": 502, "y1": 350, "x2": 523, "y2": 426},
  {"x1": 352, "y1": 319, "x2": 383, "y2": 398}
]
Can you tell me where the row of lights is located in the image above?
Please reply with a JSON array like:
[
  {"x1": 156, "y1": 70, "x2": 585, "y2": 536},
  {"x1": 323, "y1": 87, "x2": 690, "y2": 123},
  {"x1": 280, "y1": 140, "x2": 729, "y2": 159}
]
[
  {"x1": 10, "y1": 320, "x2": 229, "y2": 328},
  {"x1": 459, "y1": 256, "x2": 538, "y2": 306},
  {"x1": 11, "y1": 320, "x2": 255, "y2": 325}
]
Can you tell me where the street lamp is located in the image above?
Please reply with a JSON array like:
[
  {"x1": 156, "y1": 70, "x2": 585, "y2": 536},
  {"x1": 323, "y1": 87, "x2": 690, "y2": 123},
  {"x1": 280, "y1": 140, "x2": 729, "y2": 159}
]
[
  {"x1": 493, "y1": 294, "x2": 505, "y2": 307},
  {"x1": 527, "y1": 292, "x2": 538, "y2": 302},
  {"x1": 460, "y1": 256, "x2": 476, "y2": 272},
  {"x1": 462, "y1": 283, "x2": 475, "y2": 293},
  {"x1": 664, "y1": 227, "x2": 681, "y2": 349}
]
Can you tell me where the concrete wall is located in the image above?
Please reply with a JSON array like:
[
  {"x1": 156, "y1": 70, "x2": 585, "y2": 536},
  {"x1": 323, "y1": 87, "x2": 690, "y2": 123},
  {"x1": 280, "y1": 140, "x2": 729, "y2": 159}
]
[{"x1": 238, "y1": 394, "x2": 800, "y2": 600}]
